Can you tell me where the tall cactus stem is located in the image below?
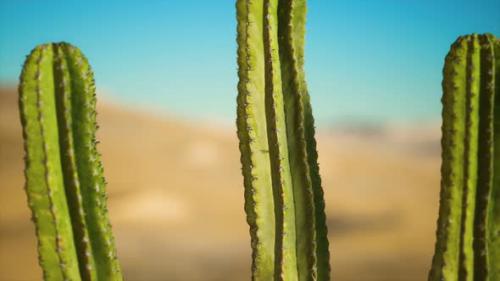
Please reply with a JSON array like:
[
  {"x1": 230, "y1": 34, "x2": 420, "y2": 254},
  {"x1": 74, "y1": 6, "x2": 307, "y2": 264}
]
[
  {"x1": 236, "y1": 1, "x2": 330, "y2": 280},
  {"x1": 19, "y1": 42, "x2": 123, "y2": 281},
  {"x1": 429, "y1": 33, "x2": 499, "y2": 281}
]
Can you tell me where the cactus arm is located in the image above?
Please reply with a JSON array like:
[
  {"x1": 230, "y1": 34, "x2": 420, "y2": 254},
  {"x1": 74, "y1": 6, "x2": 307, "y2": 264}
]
[
  {"x1": 277, "y1": 1, "x2": 316, "y2": 280},
  {"x1": 429, "y1": 34, "x2": 499, "y2": 281},
  {"x1": 429, "y1": 35, "x2": 479, "y2": 281},
  {"x1": 53, "y1": 44, "x2": 97, "y2": 281},
  {"x1": 19, "y1": 43, "x2": 122, "y2": 281},
  {"x1": 237, "y1": 0, "x2": 330, "y2": 280},
  {"x1": 430, "y1": 35, "x2": 468, "y2": 281},
  {"x1": 236, "y1": 1, "x2": 276, "y2": 280},
  {"x1": 60, "y1": 43, "x2": 123, "y2": 280},
  {"x1": 288, "y1": 0, "x2": 330, "y2": 279},
  {"x1": 278, "y1": 0, "x2": 330, "y2": 280},
  {"x1": 19, "y1": 44, "x2": 82, "y2": 281},
  {"x1": 264, "y1": 0, "x2": 298, "y2": 280}
]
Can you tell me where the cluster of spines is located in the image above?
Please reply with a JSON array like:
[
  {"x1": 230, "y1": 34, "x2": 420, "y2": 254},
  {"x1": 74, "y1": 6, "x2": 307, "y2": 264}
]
[
  {"x1": 19, "y1": 43, "x2": 122, "y2": 281},
  {"x1": 429, "y1": 34, "x2": 499, "y2": 281},
  {"x1": 236, "y1": 0, "x2": 330, "y2": 280}
]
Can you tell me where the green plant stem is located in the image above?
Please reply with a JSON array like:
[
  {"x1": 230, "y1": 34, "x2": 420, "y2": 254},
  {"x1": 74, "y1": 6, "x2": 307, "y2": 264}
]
[
  {"x1": 429, "y1": 33, "x2": 499, "y2": 281},
  {"x1": 19, "y1": 43, "x2": 122, "y2": 281},
  {"x1": 236, "y1": 1, "x2": 330, "y2": 280}
]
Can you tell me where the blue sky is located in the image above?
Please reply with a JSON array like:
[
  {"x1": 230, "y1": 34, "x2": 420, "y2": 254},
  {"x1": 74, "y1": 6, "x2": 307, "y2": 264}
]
[{"x1": 1, "y1": 1, "x2": 499, "y2": 124}]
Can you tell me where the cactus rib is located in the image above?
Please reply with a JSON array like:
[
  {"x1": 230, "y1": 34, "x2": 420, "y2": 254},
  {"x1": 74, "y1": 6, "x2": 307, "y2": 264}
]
[
  {"x1": 236, "y1": 0, "x2": 330, "y2": 280},
  {"x1": 429, "y1": 34, "x2": 499, "y2": 281},
  {"x1": 491, "y1": 37, "x2": 500, "y2": 281},
  {"x1": 19, "y1": 43, "x2": 122, "y2": 281}
]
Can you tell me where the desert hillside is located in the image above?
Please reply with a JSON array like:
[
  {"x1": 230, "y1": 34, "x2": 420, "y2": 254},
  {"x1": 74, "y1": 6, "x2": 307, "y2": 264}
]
[{"x1": 0, "y1": 87, "x2": 441, "y2": 281}]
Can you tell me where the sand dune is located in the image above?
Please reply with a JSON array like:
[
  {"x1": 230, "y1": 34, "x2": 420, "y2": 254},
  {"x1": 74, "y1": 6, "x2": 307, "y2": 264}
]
[{"x1": 0, "y1": 87, "x2": 441, "y2": 280}]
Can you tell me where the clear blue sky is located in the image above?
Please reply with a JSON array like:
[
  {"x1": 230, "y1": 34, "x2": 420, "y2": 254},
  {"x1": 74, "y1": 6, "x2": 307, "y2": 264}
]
[{"x1": 1, "y1": 1, "x2": 499, "y2": 124}]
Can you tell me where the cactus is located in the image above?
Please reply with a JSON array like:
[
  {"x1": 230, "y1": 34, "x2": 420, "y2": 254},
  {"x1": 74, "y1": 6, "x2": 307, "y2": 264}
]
[
  {"x1": 18, "y1": 43, "x2": 123, "y2": 281},
  {"x1": 236, "y1": 0, "x2": 330, "y2": 280},
  {"x1": 429, "y1": 34, "x2": 499, "y2": 281}
]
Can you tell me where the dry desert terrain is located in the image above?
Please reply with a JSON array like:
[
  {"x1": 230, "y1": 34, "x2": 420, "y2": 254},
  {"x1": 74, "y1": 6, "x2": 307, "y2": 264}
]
[{"x1": 0, "y1": 87, "x2": 441, "y2": 280}]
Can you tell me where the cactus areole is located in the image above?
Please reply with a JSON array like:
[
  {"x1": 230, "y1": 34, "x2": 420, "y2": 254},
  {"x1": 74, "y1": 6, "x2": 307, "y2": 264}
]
[
  {"x1": 236, "y1": 0, "x2": 330, "y2": 280},
  {"x1": 429, "y1": 34, "x2": 500, "y2": 281},
  {"x1": 19, "y1": 43, "x2": 123, "y2": 281}
]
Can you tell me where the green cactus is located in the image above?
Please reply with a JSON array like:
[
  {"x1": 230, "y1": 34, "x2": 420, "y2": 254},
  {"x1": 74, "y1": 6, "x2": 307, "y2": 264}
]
[
  {"x1": 429, "y1": 34, "x2": 500, "y2": 281},
  {"x1": 236, "y1": 0, "x2": 330, "y2": 280},
  {"x1": 18, "y1": 43, "x2": 122, "y2": 281}
]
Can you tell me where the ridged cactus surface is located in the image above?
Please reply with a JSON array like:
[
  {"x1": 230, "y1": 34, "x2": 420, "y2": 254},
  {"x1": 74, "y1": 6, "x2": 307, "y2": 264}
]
[
  {"x1": 236, "y1": 0, "x2": 330, "y2": 280},
  {"x1": 429, "y1": 34, "x2": 499, "y2": 281},
  {"x1": 19, "y1": 43, "x2": 122, "y2": 281}
]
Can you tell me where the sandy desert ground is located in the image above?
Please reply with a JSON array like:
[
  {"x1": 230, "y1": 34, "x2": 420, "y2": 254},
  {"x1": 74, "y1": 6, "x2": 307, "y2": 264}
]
[{"x1": 0, "y1": 87, "x2": 442, "y2": 281}]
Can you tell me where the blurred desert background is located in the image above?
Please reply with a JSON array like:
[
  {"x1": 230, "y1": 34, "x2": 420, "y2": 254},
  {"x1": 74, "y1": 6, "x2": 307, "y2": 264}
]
[
  {"x1": 0, "y1": 86, "x2": 442, "y2": 281},
  {"x1": 1, "y1": 1, "x2": 498, "y2": 280}
]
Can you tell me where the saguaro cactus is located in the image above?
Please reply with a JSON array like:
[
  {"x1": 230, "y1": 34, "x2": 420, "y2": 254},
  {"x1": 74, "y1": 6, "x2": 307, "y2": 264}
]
[
  {"x1": 19, "y1": 43, "x2": 122, "y2": 281},
  {"x1": 429, "y1": 34, "x2": 499, "y2": 281},
  {"x1": 236, "y1": 0, "x2": 330, "y2": 280}
]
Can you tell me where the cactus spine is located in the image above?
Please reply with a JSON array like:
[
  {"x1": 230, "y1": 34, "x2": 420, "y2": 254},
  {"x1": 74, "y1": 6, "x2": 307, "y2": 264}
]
[
  {"x1": 429, "y1": 34, "x2": 500, "y2": 281},
  {"x1": 19, "y1": 43, "x2": 123, "y2": 281},
  {"x1": 236, "y1": 0, "x2": 330, "y2": 280}
]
